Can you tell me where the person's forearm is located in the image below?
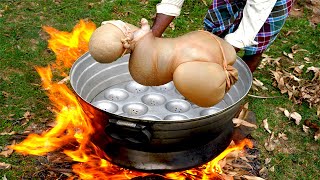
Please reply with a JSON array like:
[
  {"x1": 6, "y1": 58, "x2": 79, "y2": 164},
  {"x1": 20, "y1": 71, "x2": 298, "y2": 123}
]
[
  {"x1": 151, "y1": 13, "x2": 175, "y2": 37},
  {"x1": 224, "y1": 0, "x2": 277, "y2": 48},
  {"x1": 152, "y1": 0, "x2": 184, "y2": 37}
]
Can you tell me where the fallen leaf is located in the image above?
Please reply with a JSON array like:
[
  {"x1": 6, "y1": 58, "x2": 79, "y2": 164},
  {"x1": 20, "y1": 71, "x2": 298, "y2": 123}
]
[
  {"x1": 302, "y1": 125, "x2": 309, "y2": 133},
  {"x1": 0, "y1": 131, "x2": 16, "y2": 136},
  {"x1": 291, "y1": 44, "x2": 299, "y2": 52},
  {"x1": 2, "y1": 175, "x2": 8, "y2": 180},
  {"x1": 57, "y1": 76, "x2": 70, "y2": 84},
  {"x1": 0, "y1": 162, "x2": 11, "y2": 170},
  {"x1": 237, "y1": 102, "x2": 249, "y2": 120},
  {"x1": 218, "y1": 157, "x2": 227, "y2": 169},
  {"x1": 290, "y1": 112, "x2": 302, "y2": 125},
  {"x1": 264, "y1": 132, "x2": 276, "y2": 151},
  {"x1": 88, "y1": 2, "x2": 94, "y2": 8},
  {"x1": 21, "y1": 111, "x2": 34, "y2": 126},
  {"x1": 315, "y1": 131, "x2": 320, "y2": 141},
  {"x1": 252, "y1": 78, "x2": 268, "y2": 91},
  {"x1": 258, "y1": 167, "x2": 268, "y2": 178},
  {"x1": 288, "y1": 53, "x2": 294, "y2": 59},
  {"x1": 46, "y1": 121, "x2": 57, "y2": 128},
  {"x1": 293, "y1": 65, "x2": 304, "y2": 75},
  {"x1": 240, "y1": 156, "x2": 250, "y2": 162},
  {"x1": 23, "y1": 111, "x2": 32, "y2": 119},
  {"x1": 233, "y1": 118, "x2": 258, "y2": 129},
  {"x1": 282, "y1": 109, "x2": 302, "y2": 125},
  {"x1": 263, "y1": 119, "x2": 272, "y2": 134},
  {"x1": 231, "y1": 162, "x2": 253, "y2": 170},
  {"x1": 242, "y1": 175, "x2": 266, "y2": 180},
  {"x1": 283, "y1": 51, "x2": 293, "y2": 59},
  {"x1": 285, "y1": 30, "x2": 299, "y2": 36},
  {"x1": 291, "y1": 44, "x2": 309, "y2": 54},
  {"x1": 0, "y1": 141, "x2": 15, "y2": 157},
  {"x1": 278, "y1": 132, "x2": 288, "y2": 140},
  {"x1": 169, "y1": 22, "x2": 175, "y2": 30},
  {"x1": 269, "y1": 166, "x2": 275, "y2": 172},
  {"x1": 1, "y1": 91, "x2": 9, "y2": 98},
  {"x1": 306, "y1": 66, "x2": 320, "y2": 81},
  {"x1": 265, "y1": 158, "x2": 271, "y2": 165}
]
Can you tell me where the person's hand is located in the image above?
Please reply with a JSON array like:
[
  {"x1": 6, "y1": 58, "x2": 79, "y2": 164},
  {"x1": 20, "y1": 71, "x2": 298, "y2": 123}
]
[{"x1": 151, "y1": 13, "x2": 175, "y2": 37}]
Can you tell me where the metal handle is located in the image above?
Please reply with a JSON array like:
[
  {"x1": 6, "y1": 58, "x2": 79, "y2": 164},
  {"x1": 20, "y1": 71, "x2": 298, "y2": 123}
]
[{"x1": 105, "y1": 119, "x2": 151, "y2": 144}]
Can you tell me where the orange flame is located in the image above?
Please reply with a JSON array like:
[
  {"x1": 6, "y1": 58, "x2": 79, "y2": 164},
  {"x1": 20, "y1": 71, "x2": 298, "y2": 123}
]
[
  {"x1": 43, "y1": 19, "x2": 96, "y2": 75},
  {"x1": 12, "y1": 19, "x2": 253, "y2": 180}
]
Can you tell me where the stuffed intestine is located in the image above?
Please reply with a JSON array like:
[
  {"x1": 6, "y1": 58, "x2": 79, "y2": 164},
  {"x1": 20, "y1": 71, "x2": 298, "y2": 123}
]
[{"x1": 89, "y1": 18, "x2": 238, "y2": 107}]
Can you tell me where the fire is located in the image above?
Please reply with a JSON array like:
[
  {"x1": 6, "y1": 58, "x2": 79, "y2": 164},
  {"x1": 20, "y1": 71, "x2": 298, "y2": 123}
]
[
  {"x1": 11, "y1": 19, "x2": 253, "y2": 180},
  {"x1": 43, "y1": 19, "x2": 96, "y2": 75}
]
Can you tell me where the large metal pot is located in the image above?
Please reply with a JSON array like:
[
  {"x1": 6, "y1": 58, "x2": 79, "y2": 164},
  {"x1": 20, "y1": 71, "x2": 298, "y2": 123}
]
[{"x1": 69, "y1": 52, "x2": 252, "y2": 171}]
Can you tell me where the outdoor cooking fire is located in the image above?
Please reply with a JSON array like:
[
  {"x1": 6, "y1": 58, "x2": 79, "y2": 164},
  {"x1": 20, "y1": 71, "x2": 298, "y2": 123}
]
[{"x1": 11, "y1": 19, "x2": 253, "y2": 180}]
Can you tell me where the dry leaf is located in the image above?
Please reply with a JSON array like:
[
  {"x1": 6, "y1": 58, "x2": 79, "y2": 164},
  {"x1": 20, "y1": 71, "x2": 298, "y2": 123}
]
[
  {"x1": 237, "y1": 102, "x2": 249, "y2": 120},
  {"x1": 291, "y1": 44, "x2": 309, "y2": 54},
  {"x1": 57, "y1": 76, "x2": 70, "y2": 84},
  {"x1": 23, "y1": 111, "x2": 32, "y2": 119},
  {"x1": 285, "y1": 30, "x2": 299, "y2": 36},
  {"x1": 265, "y1": 158, "x2": 271, "y2": 165},
  {"x1": 252, "y1": 78, "x2": 268, "y2": 91},
  {"x1": 0, "y1": 131, "x2": 16, "y2": 136},
  {"x1": 21, "y1": 111, "x2": 34, "y2": 126},
  {"x1": 0, "y1": 144, "x2": 14, "y2": 158},
  {"x1": 258, "y1": 166, "x2": 268, "y2": 178},
  {"x1": 242, "y1": 175, "x2": 266, "y2": 180},
  {"x1": 0, "y1": 149, "x2": 13, "y2": 158},
  {"x1": 88, "y1": 2, "x2": 94, "y2": 8},
  {"x1": 288, "y1": 53, "x2": 294, "y2": 59},
  {"x1": 304, "y1": 57, "x2": 310, "y2": 61},
  {"x1": 306, "y1": 66, "x2": 320, "y2": 81},
  {"x1": 200, "y1": 0, "x2": 208, "y2": 6},
  {"x1": 315, "y1": 131, "x2": 320, "y2": 141},
  {"x1": 264, "y1": 132, "x2": 276, "y2": 151},
  {"x1": 290, "y1": 112, "x2": 302, "y2": 125},
  {"x1": 169, "y1": 22, "x2": 175, "y2": 30},
  {"x1": 278, "y1": 132, "x2": 288, "y2": 140},
  {"x1": 291, "y1": 44, "x2": 299, "y2": 52},
  {"x1": 0, "y1": 162, "x2": 11, "y2": 170},
  {"x1": 293, "y1": 65, "x2": 304, "y2": 75},
  {"x1": 302, "y1": 125, "x2": 309, "y2": 133},
  {"x1": 231, "y1": 162, "x2": 253, "y2": 170},
  {"x1": 282, "y1": 109, "x2": 302, "y2": 125},
  {"x1": 239, "y1": 156, "x2": 250, "y2": 162},
  {"x1": 262, "y1": 119, "x2": 272, "y2": 134},
  {"x1": 1, "y1": 91, "x2": 9, "y2": 98},
  {"x1": 2, "y1": 175, "x2": 8, "y2": 180},
  {"x1": 233, "y1": 118, "x2": 258, "y2": 129},
  {"x1": 269, "y1": 166, "x2": 275, "y2": 172},
  {"x1": 218, "y1": 157, "x2": 227, "y2": 169},
  {"x1": 283, "y1": 51, "x2": 294, "y2": 59}
]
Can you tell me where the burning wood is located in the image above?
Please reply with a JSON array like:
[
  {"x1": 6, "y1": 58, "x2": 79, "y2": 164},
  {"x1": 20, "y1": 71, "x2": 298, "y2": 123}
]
[{"x1": 7, "y1": 20, "x2": 264, "y2": 180}]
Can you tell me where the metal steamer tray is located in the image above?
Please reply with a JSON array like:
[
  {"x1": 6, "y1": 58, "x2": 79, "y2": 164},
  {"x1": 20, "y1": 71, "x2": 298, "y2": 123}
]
[{"x1": 70, "y1": 52, "x2": 253, "y2": 171}]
